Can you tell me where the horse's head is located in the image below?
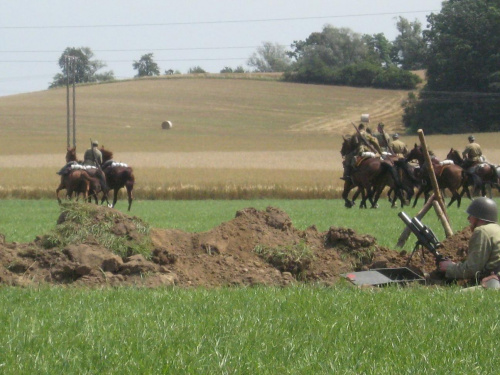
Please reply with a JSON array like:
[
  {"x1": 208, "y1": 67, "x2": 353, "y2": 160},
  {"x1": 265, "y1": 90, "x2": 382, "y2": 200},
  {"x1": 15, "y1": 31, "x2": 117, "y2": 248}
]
[
  {"x1": 446, "y1": 148, "x2": 461, "y2": 163},
  {"x1": 65, "y1": 147, "x2": 77, "y2": 163},
  {"x1": 100, "y1": 147, "x2": 113, "y2": 163},
  {"x1": 340, "y1": 136, "x2": 353, "y2": 157},
  {"x1": 406, "y1": 144, "x2": 424, "y2": 164}
]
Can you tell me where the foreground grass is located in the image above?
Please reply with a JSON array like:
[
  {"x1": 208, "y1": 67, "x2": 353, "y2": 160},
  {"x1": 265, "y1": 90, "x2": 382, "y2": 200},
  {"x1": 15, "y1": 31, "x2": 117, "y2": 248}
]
[
  {"x1": 0, "y1": 286, "x2": 498, "y2": 374},
  {"x1": 0, "y1": 199, "x2": 471, "y2": 251}
]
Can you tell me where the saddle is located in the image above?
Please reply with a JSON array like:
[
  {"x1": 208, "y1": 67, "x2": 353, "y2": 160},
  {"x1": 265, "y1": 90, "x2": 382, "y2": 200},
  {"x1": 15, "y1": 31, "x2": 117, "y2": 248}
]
[
  {"x1": 56, "y1": 162, "x2": 97, "y2": 176},
  {"x1": 354, "y1": 153, "x2": 377, "y2": 167},
  {"x1": 102, "y1": 160, "x2": 128, "y2": 169}
]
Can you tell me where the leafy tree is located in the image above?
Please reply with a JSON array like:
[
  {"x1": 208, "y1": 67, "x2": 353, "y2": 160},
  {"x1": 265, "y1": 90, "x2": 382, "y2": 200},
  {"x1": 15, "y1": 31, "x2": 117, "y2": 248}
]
[
  {"x1": 188, "y1": 66, "x2": 206, "y2": 74},
  {"x1": 288, "y1": 26, "x2": 368, "y2": 69},
  {"x1": 404, "y1": 0, "x2": 500, "y2": 133},
  {"x1": 49, "y1": 47, "x2": 114, "y2": 88},
  {"x1": 390, "y1": 17, "x2": 427, "y2": 70},
  {"x1": 247, "y1": 42, "x2": 291, "y2": 72},
  {"x1": 362, "y1": 33, "x2": 393, "y2": 66},
  {"x1": 220, "y1": 66, "x2": 246, "y2": 73},
  {"x1": 133, "y1": 53, "x2": 160, "y2": 77},
  {"x1": 284, "y1": 25, "x2": 419, "y2": 89}
]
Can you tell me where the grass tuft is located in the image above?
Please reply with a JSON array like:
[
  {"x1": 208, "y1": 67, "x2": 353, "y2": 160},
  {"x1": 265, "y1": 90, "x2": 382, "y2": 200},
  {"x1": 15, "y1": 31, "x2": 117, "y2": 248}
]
[
  {"x1": 253, "y1": 240, "x2": 315, "y2": 277},
  {"x1": 40, "y1": 202, "x2": 152, "y2": 259}
]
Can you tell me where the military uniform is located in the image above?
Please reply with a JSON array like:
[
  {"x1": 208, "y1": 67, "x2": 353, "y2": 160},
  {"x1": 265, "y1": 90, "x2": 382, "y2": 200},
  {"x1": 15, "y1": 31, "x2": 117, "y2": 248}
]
[
  {"x1": 390, "y1": 138, "x2": 408, "y2": 157},
  {"x1": 445, "y1": 223, "x2": 500, "y2": 280},
  {"x1": 376, "y1": 132, "x2": 391, "y2": 152},
  {"x1": 342, "y1": 126, "x2": 381, "y2": 180},
  {"x1": 84, "y1": 144, "x2": 102, "y2": 167},
  {"x1": 462, "y1": 142, "x2": 482, "y2": 162}
]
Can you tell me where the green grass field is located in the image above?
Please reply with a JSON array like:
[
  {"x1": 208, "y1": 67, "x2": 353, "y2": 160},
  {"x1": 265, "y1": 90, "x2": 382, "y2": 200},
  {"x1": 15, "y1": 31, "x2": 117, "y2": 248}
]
[{"x1": 1, "y1": 286, "x2": 499, "y2": 374}]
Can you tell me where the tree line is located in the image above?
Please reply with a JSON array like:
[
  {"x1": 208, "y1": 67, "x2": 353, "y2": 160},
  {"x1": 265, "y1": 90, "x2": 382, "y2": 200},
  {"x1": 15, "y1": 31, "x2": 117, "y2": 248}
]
[{"x1": 50, "y1": 0, "x2": 499, "y2": 134}]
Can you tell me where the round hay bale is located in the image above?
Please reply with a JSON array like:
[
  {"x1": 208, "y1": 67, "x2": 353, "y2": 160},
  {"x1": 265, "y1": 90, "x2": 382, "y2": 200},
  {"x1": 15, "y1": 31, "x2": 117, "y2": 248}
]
[
  {"x1": 161, "y1": 121, "x2": 173, "y2": 130},
  {"x1": 361, "y1": 114, "x2": 370, "y2": 123}
]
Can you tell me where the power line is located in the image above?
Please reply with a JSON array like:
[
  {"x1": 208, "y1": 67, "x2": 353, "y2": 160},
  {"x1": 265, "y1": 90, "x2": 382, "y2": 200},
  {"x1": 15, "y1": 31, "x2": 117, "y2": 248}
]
[
  {"x1": 0, "y1": 46, "x2": 267, "y2": 54},
  {"x1": 0, "y1": 58, "x2": 248, "y2": 63},
  {"x1": 0, "y1": 10, "x2": 438, "y2": 29}
]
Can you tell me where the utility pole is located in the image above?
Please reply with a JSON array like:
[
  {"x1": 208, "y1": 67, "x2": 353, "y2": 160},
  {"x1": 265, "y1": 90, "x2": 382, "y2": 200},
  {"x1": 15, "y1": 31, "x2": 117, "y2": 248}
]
[
  {"x1": 65, "y1": 55, "x2": 78, "y2": 149},
  {"x1": 66, "y1": 56, "x2": 70, "y2": 148}
]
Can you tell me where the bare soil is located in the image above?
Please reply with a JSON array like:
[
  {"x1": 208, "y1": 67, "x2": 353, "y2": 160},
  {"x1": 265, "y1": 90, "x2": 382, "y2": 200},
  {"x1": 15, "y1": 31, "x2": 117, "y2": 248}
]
[{"x1": 0, "y1": 205, "x2": 471, "y2": 288}]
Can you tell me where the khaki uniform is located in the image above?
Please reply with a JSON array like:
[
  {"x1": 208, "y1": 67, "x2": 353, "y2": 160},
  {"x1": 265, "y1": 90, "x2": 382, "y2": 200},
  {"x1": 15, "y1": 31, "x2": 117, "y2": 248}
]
[
  {"x1": 390, "y1": 139, "x2": 408, "y2": 157},
  {"x1": 445, "y1": 223, "x2": 500, "y2": 280},
  {"x1": 84, "y1": 147, "x2": 102, "y2": 167},
  {"x1": 462, "y1": 142, "x2": 482, "y2": 162},
  {"x1": 347, "y1": 130, "x2": 381, "y2": 166},
  {"x1": 376, "y1": 132, "x2": 391, "y2": 152}
]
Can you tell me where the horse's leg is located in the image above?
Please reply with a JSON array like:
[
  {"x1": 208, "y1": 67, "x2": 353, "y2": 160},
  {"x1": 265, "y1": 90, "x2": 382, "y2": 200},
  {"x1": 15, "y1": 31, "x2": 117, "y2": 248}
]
[
  {"x1": 56, "y1": 184, "x2": 65, "y2": 204},
  {"x1": 126, "y1": 181, "x2": 134, "y2": 211},
  {"x1": 342, "y1": 180, "x2": 355, "y2": 208},
  {"x1": 412, "y1": 186, "x2": 425, "y2": 208},
  {"x1": 112, "y1": 188, "x2": 119, "y2": 208}
]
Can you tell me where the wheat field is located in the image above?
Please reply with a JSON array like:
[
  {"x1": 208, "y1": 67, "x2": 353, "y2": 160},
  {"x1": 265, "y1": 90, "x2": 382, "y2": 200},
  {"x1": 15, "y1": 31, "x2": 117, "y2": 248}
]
[{"x1": 0, "y1": 74, "x2": 498, "y2": 198}]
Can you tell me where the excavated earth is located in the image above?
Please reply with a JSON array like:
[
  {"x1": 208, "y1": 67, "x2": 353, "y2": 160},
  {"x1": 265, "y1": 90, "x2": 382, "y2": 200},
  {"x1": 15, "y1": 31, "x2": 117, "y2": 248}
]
[{"x1": 0, "y1": 205, "x2": 471, "y2": 288}]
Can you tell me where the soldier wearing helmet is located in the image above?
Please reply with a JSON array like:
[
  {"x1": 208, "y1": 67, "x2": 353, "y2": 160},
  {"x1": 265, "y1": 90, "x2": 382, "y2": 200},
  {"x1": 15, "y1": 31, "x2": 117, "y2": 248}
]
[
  {"x1": 462, "y1": 135, "x2": 482, "y2": 169},
  {"x1": 439, "y1": 197, "x2": 500, "y2": 288},
  {"x1": 84, "y1": 139, "x2": 102, "y2": 167},
  {"x1": 389, "y1": 133, "x2": 408, "y2": 157}
]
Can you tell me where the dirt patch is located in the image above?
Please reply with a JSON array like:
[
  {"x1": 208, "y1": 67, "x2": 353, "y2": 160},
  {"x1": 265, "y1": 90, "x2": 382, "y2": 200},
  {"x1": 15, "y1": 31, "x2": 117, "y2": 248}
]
[{"x1": 0, "y1": 205, "x2": 471, "y2": 288}]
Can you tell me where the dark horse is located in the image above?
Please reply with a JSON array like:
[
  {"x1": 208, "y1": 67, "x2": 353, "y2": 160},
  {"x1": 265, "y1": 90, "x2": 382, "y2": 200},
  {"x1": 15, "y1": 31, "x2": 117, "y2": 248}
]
[
  {"x1": 446, "y1": 148, "x2": 499, "y2": 198},
  {"x1": 60, "y1": 147, "x2": 109, "y2": 204},
  {"x1": 340, "y1": 137, "x2": 405, "y2": 208},
  {"x1": 99, "y1": 147, "x2": 135, "y2": 211},
  {"x1": 406, "y1": 144, "x2": 470, "y2": 208}
]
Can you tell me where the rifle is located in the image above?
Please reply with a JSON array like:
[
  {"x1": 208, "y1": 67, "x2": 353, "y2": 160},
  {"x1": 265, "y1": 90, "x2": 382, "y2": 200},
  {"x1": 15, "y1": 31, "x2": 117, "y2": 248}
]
[
  {"x1": 379, "y1": 127, "x2": 395, "y2": 155},
  {"x1": 398, "y1": 212, "x2": 447, "y2": 266},
  {"x1": 351, "y1": 122, "x2": 378, "y2": 154}
]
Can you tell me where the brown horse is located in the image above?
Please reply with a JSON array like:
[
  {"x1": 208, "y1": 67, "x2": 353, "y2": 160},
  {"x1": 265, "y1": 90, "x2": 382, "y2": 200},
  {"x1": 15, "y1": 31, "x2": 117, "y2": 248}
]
[
  {"x1": 56, "y1": 169, "x2": 93, "y2": 204},
  {"x1": 446, "y1": 148, "x2": 499, "y2": 198},
  {"x1": 100, "y1": 147, "x2": 135, "y2": 211},
  {"x1": 62, "y1": 147, "x2": 109, "y2": 204},
  {"x1": 406, "y1": 144, "x2": 470, "y2": 208},
  {"x1": 340, "y1": 137, "x2": 405, "y2": 208}
]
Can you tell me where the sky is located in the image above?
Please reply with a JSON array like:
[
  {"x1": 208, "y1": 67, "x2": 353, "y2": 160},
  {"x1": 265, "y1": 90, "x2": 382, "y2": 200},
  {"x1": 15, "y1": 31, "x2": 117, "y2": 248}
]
[{"x1": 0, "y1": 0, "x2": 444, "y2": 97}]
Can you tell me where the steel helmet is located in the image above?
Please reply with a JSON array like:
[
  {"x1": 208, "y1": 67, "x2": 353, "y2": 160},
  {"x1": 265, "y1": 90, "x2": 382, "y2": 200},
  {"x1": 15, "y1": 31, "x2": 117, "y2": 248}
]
[
  {"x1": 92, "y1": 140, "x2": 99, "y2": 146},
  {"x1": 468, "y1": 135, "x2": 475, "y2": 142},
  {"x1": 466, "y1": 197, "x2": 498, "y2": 223},
  {"x1": 392, "y1": 133, "x2": 399, "y2": 139}
]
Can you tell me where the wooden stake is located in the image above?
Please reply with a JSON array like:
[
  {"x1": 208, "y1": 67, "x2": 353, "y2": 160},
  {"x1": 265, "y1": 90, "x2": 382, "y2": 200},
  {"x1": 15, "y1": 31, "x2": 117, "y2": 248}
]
[
  {"x1": 432, "y1": 200, "x2": 454, "y2": 237},
  {"x1": 417, "y1": 129, "x2": 449, "y2": 219}
]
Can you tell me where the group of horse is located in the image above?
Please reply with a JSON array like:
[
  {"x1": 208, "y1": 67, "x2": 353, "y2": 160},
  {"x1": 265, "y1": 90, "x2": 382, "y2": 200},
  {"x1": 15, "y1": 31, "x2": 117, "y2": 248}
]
[
  {"x1": 341, "y1": 138, "x2": 500, "y2": 209},
  {"x1": 55, "y1": 147, "x2": 135, "y2": 211}
]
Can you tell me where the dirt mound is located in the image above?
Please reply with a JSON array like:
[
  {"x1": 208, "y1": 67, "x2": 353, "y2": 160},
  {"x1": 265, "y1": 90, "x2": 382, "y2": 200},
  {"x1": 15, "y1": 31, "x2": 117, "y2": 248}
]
[{"x1": 0, "y1": 204, "x2": 471, "y2": 288}]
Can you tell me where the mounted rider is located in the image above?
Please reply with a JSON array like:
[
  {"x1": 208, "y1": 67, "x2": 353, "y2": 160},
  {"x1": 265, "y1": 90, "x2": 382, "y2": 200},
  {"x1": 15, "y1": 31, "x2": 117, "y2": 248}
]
[
  {"x1": 375, "y1": 123, "x2": 391, "y2": 153},
  {"x1": 390, "y1": 133, "x2": 408, "y2": 157},
  {"x1": 341, "y1": 123, "x2": 382, "y2": 181},
  {"x1": 84, "y1": 140, "x2": 103, "y2": 167},
  {"x1": 462, "y1": 135, "x2": 483, "y2": 169}
]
